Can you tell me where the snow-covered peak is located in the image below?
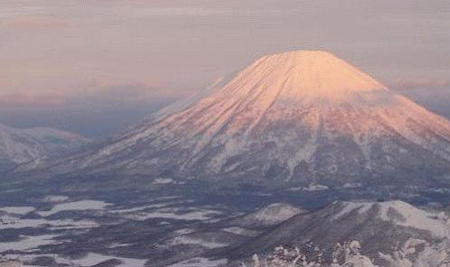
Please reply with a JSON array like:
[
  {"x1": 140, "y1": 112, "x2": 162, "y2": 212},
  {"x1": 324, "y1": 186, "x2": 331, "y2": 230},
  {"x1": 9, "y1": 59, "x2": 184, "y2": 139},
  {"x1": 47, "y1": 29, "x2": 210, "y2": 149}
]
[
  {"x1": 147, "y1": 50, "x2": 390, "y2": 124},
  {"x1": 19, "y1": 51, "x2": 450, "y2": 189},
  {"x1": 213, "y1": 50, "x2": 387, "y2": 105}
]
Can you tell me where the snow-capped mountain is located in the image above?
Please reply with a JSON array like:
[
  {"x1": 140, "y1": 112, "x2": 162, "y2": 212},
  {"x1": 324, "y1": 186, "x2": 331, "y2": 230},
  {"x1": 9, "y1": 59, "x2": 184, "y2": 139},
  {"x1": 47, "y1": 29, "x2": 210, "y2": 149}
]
[
  {"x1": 0, "y1": 123, "x2": 90, "y2": 171},
  {"x1": 23, "y1": 51, "x2": 450, "y2": 188},
  {"x1": 229, "y1": 200, "x2": 450, "y2": 266}
]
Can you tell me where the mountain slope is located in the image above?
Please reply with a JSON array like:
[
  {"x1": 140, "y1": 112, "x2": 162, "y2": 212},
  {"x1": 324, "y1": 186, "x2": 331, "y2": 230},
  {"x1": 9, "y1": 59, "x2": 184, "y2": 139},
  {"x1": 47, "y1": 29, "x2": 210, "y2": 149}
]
[
  {"x1": 225, "y1": 203, "x2": 307, "y2": 228},
  {"x1": 21, "y1": 51, "x2": 450, "y2": 188},
  {"x1": 228, "y1": 200, "x2": 450, "y2": 266},
  {"x1": 0, "y1": 123, "x2": 90, "y2": 171}
]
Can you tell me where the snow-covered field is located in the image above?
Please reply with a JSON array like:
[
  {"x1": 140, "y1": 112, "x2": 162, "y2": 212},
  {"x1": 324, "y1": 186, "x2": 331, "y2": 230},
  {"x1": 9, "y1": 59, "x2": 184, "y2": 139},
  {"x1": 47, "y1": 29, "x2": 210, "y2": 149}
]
[
  {"x1": 0, "y1": 234, "x2": 59, "y2": 252},
  {"x1": 0, "y1": 216, "x2": 98, "y2": 230},
  {"x1": 1, "y1": 196, "x2": 450, "y2": 266},
  {"x1": 3, "y1": 252, "x2": 147, "y2": 267},
  {"x1": 110, "y1": 199, "x2": 193, "y2": 214},
  {"x1": 167, "y1": 257, "x2": 228, "y2": 267},
  {"x1": 0, "y1": 206, "x2": 35, "y2": 215},
  {"x1": 168, "y1": 236, "x2": 228, "y2": 249},
  {"x1": 222, "y1": 227, "x2": 260, "y2": 237},
  {"x1": 42, "y1": 195, "x2": 70, "y2": 203},
  {"x1": 37, "y1": 200, "x2": 110, "y2": 217},
  {"x1": 0, "y1": 195, "x2": 229, "y2": 266},
  {"x1": 119, "y1": 207, "x2": 222, "y2": 221},
  {"x1": 66, "y1": 253, "x2": 147, "y2": 267}
]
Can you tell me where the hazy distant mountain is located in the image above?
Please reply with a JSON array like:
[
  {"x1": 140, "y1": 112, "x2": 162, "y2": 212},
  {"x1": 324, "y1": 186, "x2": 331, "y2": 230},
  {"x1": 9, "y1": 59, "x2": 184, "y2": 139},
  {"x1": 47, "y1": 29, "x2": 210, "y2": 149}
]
[
  {"x1": 0, "y1": 123, "x2": 90, "y2": 171},
  {"x1": 19, "y1": 51, "x2": 450, "y2": 189}
]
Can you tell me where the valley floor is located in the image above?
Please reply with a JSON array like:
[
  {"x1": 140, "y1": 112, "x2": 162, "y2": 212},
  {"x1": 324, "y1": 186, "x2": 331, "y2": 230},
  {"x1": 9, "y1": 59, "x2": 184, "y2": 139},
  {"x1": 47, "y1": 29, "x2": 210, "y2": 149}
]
[{"x1": 1, "y1": 183, "x2": 450, "y2": 267}]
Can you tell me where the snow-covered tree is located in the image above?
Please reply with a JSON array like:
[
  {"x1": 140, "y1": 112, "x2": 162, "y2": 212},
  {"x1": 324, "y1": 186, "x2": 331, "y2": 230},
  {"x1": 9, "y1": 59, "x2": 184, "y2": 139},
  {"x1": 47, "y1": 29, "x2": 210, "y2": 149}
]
[
  {"x1": 243, "y1": 241, "x2": 376, "y2": 267},
  {"x1": 379, "y1": 238, "x2": 450, "y2": 267}
]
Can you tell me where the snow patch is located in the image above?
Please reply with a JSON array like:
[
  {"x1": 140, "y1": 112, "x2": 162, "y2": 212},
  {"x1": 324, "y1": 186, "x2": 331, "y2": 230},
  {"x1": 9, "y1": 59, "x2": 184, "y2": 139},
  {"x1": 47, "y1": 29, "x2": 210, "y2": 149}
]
[
  {"x1": 0, "y1": 216, "x2": 98, "y2": 230},
  {"x1": 43, "y1": 195, "x2": 69, "y2": 203},
  {"x1": 0, "y1": 234, "x2": 59, "y2": 252},
  {"x1": 339, "y1": 183, "x2": 363, "y2": 189},
  {"x1": 169, "y1": 236, "x2": 228, "y2": 249},
  {"x1": 240, "y1": 203, "x2": 303, "y2": 225},
  {"x1": 37, "y1": 200, "x2": 110, "y2": 217},
  {"x1": 153, "y1": 178, "x2": 174, "y2": 185},
  {"x1": 168, "y1": 257, "x2": 228, "y2": 267},
  {"x1": 222, "y1": 227, "x2": 260, "y2": 237},
  {"x1": 66, "y1": 253, "x2": 147, "y2": 267},
  {"x1": 303, "y1": 184, "x2": 329, "y2": 191},
  {"x1": 0, "y1": 207, "x2": 35, "y2": 215},
  {"x1": 121, "y1": 207, "x2": 221, "y2": 221}
]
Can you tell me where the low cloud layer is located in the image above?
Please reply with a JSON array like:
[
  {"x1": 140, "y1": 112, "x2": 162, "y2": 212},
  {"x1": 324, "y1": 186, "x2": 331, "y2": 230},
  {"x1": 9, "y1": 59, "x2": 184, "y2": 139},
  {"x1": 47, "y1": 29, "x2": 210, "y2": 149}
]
[
  {"x1": 388, "y1": 78, "x2": 450, "y2": 91},
  {"x1": 388, "y1": 79, "x2": 450, "y2": 119},
  {"x1": 0, "y1": 83, "x2": 184, "y2": 138}
]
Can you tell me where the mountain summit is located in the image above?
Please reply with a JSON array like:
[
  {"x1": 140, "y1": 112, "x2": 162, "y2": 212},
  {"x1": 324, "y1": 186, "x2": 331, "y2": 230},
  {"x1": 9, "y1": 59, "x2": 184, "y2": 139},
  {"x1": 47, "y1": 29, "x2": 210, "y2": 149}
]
[
  {"x1": 148, "y1": 50, "x2": 389, "y2": 121},
  {"x1": 215, "y1": 50, "x2": 387, "y2": 103},
  {"x1": 22, "y1": 51, "x2": 450, "y2": 189}
]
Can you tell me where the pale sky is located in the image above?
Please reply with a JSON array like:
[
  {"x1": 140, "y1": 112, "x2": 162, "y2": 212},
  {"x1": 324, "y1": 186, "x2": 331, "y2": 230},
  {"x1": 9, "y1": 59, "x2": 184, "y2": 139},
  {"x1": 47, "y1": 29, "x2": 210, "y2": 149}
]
[{"x1": 1, "y1": 0, "x2": 449, "y2": 137}]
